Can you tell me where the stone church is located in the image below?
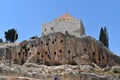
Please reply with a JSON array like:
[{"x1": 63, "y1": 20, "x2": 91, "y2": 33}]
[
  {"x1": 0, "y1": 13, "x2": 120, "y2": 68},
  {"x1": 42, "y1": 13, "x2": 85, "y2": 38}
]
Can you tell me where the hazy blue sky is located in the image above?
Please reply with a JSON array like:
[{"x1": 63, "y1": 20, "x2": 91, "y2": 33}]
[{"x1": 0, "y1": 0, "x2": 120, "y2": 56}]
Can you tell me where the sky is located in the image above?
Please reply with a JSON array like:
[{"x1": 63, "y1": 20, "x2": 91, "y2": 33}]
[{"x1": 0, "y1": 0, "x2": 120, "y2": 56}]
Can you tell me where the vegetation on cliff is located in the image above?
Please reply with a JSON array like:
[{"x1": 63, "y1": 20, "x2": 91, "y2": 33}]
[
  {"x1": 99, "y1": 27, "x2": 109, "y2": 48},
  {"x1": 4, "y1": 28, "x2": 18, "y2": 43}
]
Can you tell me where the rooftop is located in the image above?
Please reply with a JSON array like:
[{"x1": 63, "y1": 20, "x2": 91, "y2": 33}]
[{"x1": 56, "y1": 13, "x2": 74, "y2": 20}]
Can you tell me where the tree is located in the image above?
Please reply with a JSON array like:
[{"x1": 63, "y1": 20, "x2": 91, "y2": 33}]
[
  {"x1": 0, "y1": 38, "x2": 3, "y2": 43},
  {"x1": 30, "y1": 35, "x2": 39, "y2": 39},
  {"x1": 5, "y1": 28, "x2": 18, "y2": 43},
  {"x1": 99, "y1": 27, "x2": 109, "y2": 48}
]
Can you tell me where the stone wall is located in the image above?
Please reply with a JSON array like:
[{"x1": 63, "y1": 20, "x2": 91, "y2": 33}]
[
  {"x1": 42, "y1": 18, "x2": 85, "y2": 38},
  {"x1": 0, "y1": 33, "x2": 120, "y2": 68}
]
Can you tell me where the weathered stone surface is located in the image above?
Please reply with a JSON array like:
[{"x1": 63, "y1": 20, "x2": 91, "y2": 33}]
[
  {"x1": 0, "y1": 33, "x2": 120, "y2": 68},
  {"x1": 0, "y1": 14, "x2": 120, "y2": 80},
  {"x1": 15, "y1": 33, "x2": 120, "y2": 68},
  {"x1": 0, "y1": 64, "x2": 119, "y2": 80},
  {"x1": 42, "y1": 13, "x2": 85, "y2": 38}
]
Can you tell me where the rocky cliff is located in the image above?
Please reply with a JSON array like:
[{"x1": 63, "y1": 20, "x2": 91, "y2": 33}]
[
  {"x1": 0, "y1": 32, "x2": 120, "y2": 80},
  {"x1": 0, "y1": 63, "x2": 120, "y2": 80},
  {"x1": 1, "y1": 32, "x2": 119, "y2": 67}
]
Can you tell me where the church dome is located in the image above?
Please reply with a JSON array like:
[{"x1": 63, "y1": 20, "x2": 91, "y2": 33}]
[{"x1": 56, "y1": 13, "x2": 74, "y2": 21}]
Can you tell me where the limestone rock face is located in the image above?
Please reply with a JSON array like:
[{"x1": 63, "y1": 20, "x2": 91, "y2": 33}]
[
  {"x1": 0, "y1": 64, "x2": 119, "y2": 80},
  {"x1": 0, "y1": 43, "x2": 20, "y2": 65},
  {"x1": 9, "y1": 33, "x2": 120, "y2": 67},
  {"x1": 0, "y1": 33, "x2": 120, "y2": 68}
]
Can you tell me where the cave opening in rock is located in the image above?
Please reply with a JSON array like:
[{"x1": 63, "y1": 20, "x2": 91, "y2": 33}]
[
  {"x1": 60, "y1": 40, "x2": 63, "y2": 43},
  {"x1": 29, "y1": 52, "x2": 31, "y2": 56},
  {"x1": 37, "y1": 58, "x2": 40, "y2": 63},
  {"x1": 37, "y1": 52, "x2": 40, "y2": 55},
  {"x1": 46, "y1": 43, "x2": 48, "y2": 46},
  {"x1": 31, "y1": 44, "x2": 34, "y2": 47},
  {"x1": 45, "y1": 28, "x2": 46, "y2": 31},
  {"x1": 52, "y1": 41, "x2": 54, "y2": 44},
  {"x1": 28, "y1": 48, "x2": 30, "y2": 51},
  {"x1": 55, "y1": 39, "x2": 57, "y2": 42},
  {"x1": 45, "y1": 51, "x2": 48, "y2": 54},
  {"x1": 68, "y1": 50, "x2": 71, "y2": 53},
  {"x1": 14, "y1": 59, "x2": 18, "y2": 64},
  {"x1": 65, "y1": 30, "x2": 68, "y2": 34},
  {"x1": 59, "y1": 50, "x2": 62, "y2": 53},
  {"x1": 93, "y1": 52, "x2": 95, "y2": 56},
  {"x1": 47, "y1": 55, "x2": 50, "y2": 58},
  {"x1": 49, "y1": 38, "x2": 50, "y2": 41},
  {"x1": 41, "y1": 55, "x2": 43, "y2": 58},
  {"x1": 21, "y1": 58, "x2": 25, "y2": 64},
  {"x1": 18, "y1": 52, "x2": 20, "y2": 55},
  {"x1": 98, "y1": 57, "x2": 101, "y2": 61},
  {"x1": 41, "y1": 41, "x2": 43, "y2": 44},
  {"x1": 35, "y1": 44, "x2": 37, "y2": 47},
  {"x1": 84, "y1": 49, "x2": 87, "y2": 51},
  {"x1": 54, "y1": 52, "x2": 56, "y2": 55}
]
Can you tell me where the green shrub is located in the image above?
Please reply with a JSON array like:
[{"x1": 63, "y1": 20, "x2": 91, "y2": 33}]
[
  {"x1": 112, "y1": 68, "x2": 120, "y2": 74},
  {"x1": 0, "y1": 38, "x2": 3, "y2": 43}
]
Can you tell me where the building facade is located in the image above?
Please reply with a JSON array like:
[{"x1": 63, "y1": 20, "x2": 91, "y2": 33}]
[{"x1": 42, "y1": 13, "x2": 85, "y2": 38}]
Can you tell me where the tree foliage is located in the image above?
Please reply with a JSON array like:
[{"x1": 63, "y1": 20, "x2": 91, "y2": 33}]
[
  {"x1": 0, "y1": 38, "x2": 3, "y2": 43},
  {"x1": 99, "y1": 27, "x2": 109, "y2": 48},
  {"x1": 30, "y1": 35, "x2": 39, "y2": 39},
  {"x1": 5, "y1": 28, "x2": 18, "y2": 43}
]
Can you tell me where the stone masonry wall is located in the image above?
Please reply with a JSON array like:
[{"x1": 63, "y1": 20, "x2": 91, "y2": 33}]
[{"x1": 42, "y1": 19, "x2": 85, "y2": 38}]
